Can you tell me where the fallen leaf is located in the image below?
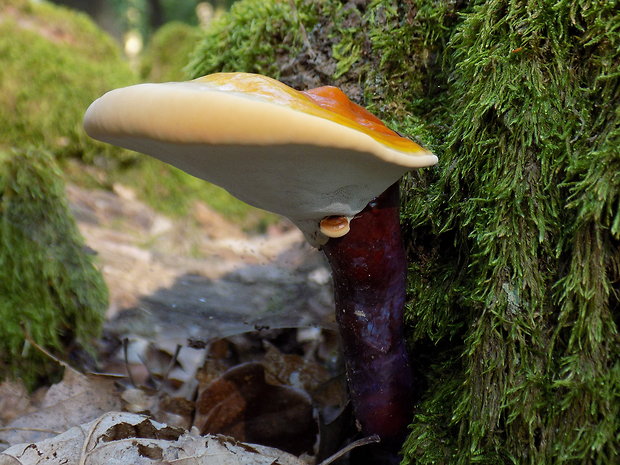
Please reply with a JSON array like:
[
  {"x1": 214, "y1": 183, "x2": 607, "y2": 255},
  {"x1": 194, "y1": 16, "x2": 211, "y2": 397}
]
[
  {"x1": 262, "y1": 342, "x2": 344, "y2": 407},
  {"x1": 0, "y1": 370, "x2": 121, "y2": 449},
  {"x1": 0, "y1": 382, "x2": 33, "y2": 425},
  {"x1": 194, "y1": 362, "x2": 318, "y2": 456},
  {"x1": 0, "y1": 412, "x2": 305, "y2": 465}
]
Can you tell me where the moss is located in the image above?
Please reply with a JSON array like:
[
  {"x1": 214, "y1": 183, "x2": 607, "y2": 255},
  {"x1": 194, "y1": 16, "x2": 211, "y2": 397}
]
[
  {"x1": 188, "y1": 0, "x2": 619, "y2": 463},
  {"x1": 0, "y1": 148, "x2": 108, "y2": 388},
  {"x1": 187, "y1": 0, "x2": 319, "y2": 79},
  {"x1": 402, "y1": 1, "x2": 619, "y2": 463},
  {"x1": 0, "y1": 0, "x2": 136, "y2": 162},
  {"x1": 0, "y1": 1, "x2": 265, "y2": 230},
  {"x1": 140, "y1": 21, "x2": 201, "y2": 82},
  {"x1": 188, "y1": 0, "x2": 451, "y2": 137}
]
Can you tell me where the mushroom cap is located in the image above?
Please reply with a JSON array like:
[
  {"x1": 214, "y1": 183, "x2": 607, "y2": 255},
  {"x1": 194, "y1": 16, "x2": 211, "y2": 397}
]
[
  {"x1": 84, "y1": 73, "x2": 437, "y2": 245},
  {"x1": 320, "y1": 216, "x2": 351, "y2": 239}
]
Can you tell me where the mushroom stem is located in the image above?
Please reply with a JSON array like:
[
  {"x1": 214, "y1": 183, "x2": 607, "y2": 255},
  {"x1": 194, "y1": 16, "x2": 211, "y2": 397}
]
[{"x1": 321, "y1": 182, "x2": 412, "y2": 448}]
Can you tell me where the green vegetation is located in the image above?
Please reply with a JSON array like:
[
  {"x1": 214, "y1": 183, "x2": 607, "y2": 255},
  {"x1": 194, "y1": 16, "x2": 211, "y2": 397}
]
[
  {"x1": 188, "y1": 0, "x2": 319, "y2": 78},
  {"x1": 0, "y1": 148, "x2": 108, "y2": 388},
  {"x1": 0, "y1": 0, "x2": 121, "y2": 387},
  {"x1": 140, "y1": 21, "x2": 201, "y2": 82},
  {"x1": 107, "y1": 0, "x2": 235, "y2": 40},
  {"x1": 0, "y1": 0, "x2": 136, "y2": 162},
  {"x1": 400, "y1": 1, "x2": 619, "y2": 463},
  {"x1": 189, "y1": 0, "x2": 619, "y2": 463}
]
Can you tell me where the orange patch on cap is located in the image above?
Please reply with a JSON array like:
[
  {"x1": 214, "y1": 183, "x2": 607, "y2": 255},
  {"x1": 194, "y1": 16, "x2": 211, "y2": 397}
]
[{"x1": 193, "y1": 73, "x2": 425, "y2": 153}]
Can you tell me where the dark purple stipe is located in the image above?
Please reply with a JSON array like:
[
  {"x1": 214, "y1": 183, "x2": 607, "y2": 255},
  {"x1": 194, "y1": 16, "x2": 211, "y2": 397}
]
[{"x1": 321, "y1": 182, "x2": 413, "y2": 451}]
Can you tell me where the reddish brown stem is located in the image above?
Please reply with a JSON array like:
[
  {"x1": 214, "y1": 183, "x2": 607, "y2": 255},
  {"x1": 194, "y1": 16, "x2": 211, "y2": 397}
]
[{"x1": 321, "y1": 182, "x2": 413, "y2": 451}]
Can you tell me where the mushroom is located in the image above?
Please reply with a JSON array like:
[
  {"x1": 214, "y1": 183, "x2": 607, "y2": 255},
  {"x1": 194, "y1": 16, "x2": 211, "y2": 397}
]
[{"x1": 84, "y1": 73, "x2": 437, "y2": 453}]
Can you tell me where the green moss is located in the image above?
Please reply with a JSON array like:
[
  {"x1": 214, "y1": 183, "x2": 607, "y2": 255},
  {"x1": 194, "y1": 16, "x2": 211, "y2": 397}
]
[
  {"x1": 188, "y1": 0, "x2": 619, "y2": 463},
  {"x1": 140, "y1": 21, "x2": 201, "y2": 82},
  {"x1": 0, "y1": 148, "x2": 108, "y2": 388},
  {"x1": 187, "y1": 0, "x2": 319, "y2": 79},
  {"x1": 0, "y1": 0, "x2": 136, "y2": 161},
  {"x1": 402, "y1": 0, "x2": 620, "y2": 463}
]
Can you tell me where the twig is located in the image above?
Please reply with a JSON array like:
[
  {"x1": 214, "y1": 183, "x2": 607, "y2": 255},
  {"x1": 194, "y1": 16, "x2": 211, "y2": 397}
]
[
  {"x1": 86, "y1": 371, "x2": 128, "y2": 379},
  {"x1": 21, "y1": 324, "x2": 81, "y2": 375},
  {"x1": 317, "y1": 435, "x2": 381, "y2": 465},
  {"x1": 162, "y1": 345, "x2": 182, "y2": 384},
  {"x1": 123, "y1": 338, "x2": 137, "y2": 388}
]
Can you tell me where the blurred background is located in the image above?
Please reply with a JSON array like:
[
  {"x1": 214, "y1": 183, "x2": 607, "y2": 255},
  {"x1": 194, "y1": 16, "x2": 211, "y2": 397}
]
[{"x1": 48, "y1": 0, "x2": 235, "y2": 59}]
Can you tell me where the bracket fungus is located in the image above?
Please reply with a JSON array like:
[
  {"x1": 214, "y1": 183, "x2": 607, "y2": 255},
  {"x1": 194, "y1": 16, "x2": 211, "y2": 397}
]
[{"x1": 84, "y1": 72, "x2": 437, "y2": 455}]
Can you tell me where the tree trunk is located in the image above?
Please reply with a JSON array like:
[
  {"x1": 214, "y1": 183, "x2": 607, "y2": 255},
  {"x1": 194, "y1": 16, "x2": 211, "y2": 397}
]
[
  {"x1": 187, "y1": 1, "x2": 619, "y2": 463},
  {"x1": 146, "y1": 0, "x2": 164, "y2": 31}
]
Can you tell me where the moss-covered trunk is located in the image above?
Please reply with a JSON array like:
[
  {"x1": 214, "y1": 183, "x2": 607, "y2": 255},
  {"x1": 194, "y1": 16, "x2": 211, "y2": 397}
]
[
  {"x1": 400, "y1": 1, "x2": 619, "y2": 463},
  {"x1": 188, "y1": 0, "x2": 619, "y2": 462}
]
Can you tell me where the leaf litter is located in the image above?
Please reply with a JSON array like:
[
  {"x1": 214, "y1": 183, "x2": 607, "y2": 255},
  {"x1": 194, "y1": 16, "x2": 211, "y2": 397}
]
[{"x1": 0, "y1": 183, "x2": 378, "y2": 464}]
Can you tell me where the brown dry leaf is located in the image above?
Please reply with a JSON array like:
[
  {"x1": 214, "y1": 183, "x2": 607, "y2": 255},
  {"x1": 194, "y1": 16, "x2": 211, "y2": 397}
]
[
  {"x1": 0, "y1": 370, "x2": 121, "y2": 449},
  {"x1": 262, "y1": 342, "x2": 344, "y2": 407},
  {"x1": 194, "y1": 362, "x2": 318, "y2": 457},
  {"x1": 113, "y1": 339, "x2": 199, "y2": 430},
  {"x1": 122, "y1": 388, "x2": 195, "y2": 431},
  {"x1": 0, "y1": 412, "x2": 305, "y2": 465},
  {"x1": 156, "y1": 394, "x2": 195, "y2": 430},
  {"x1": 107, "y1": 338, "x2": 204, "y2": 394},
  {"x1": 121, "y1": 387, "x2": 156, "y2": 414},
  {"x1": 195, "y1": 339, "x2": 234, "y2": 383},
  {"x1": 0, "y1": 382, "x2": 33, "y2": 425}
]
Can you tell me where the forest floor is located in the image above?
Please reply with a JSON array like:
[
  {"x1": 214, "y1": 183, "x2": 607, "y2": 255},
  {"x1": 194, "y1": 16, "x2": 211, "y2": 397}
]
[
  {"x1": 0, "y1": 183, "x2": 362, "y2": 464},
  {"x1": 65, "y1": 183, "x2": 336, "y2": 344}
]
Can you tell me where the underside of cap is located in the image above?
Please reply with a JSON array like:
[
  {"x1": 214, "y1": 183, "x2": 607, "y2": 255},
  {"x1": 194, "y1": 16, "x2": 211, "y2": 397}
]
[
  {"x1": 91, "y1": 136, "x2": 411, "y2": 244},
  {"x1": 83, "y1": 75, "x2": 438, "y2": 245}
]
